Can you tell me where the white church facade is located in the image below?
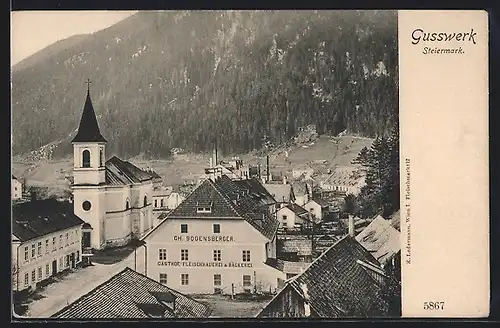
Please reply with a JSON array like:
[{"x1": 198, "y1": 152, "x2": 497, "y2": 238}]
[{"x1": 71, "y1": 83, "x2": 154, "y2": 250}]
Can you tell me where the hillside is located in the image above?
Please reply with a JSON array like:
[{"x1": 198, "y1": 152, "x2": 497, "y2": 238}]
[{"x1": 12, "y1": 10, "x2": 398, "y2": 159}]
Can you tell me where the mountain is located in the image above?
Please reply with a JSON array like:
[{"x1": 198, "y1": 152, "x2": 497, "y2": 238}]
[
  {"x1": 11, "y1": 10, "x2": 398, "y2": 159},
  {"x1": 12, "y1": 34, "x2": 90, "y2": 72}
]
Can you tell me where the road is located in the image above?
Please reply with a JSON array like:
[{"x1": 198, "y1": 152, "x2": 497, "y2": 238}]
[{"x1": 23, "y1": 247, "x2": 146, "y2": 318}]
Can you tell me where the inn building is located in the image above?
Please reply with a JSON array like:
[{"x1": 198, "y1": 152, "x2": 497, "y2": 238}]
[{"x1": 141, "y1": 174, "x2": 286, "y2": 295}]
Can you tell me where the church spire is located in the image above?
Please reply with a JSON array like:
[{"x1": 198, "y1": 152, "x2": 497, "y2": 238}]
[{"x1": 71, "y1": 79, "x2": 107, "y2": 143}]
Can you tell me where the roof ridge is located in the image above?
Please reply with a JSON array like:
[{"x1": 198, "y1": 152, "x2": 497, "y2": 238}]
[{"x1": 210, "y1": 178, "x2": 245, "y2": 218}]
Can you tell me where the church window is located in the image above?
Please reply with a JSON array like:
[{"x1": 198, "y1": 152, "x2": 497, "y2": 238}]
[
  {"x1": 126, "y1": 200, "x2": 130, "y2": 210},
  {"x1": 143, "y1": 196, "x2": 148, "y2": 207},
  {"x1": 82, "y1": 201, "x2": 92, "y2": 211},
  {"x1": 100, "y1": 149, "x2": 104, "y2": 167},
  {"x1": 82, "y1": 150, "x2": 91, "y2": 168}
]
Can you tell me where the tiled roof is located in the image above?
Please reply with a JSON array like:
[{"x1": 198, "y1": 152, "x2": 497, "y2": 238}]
[
  {"x1": 105, "y1": 156, "x2": 153, "y2": 186},
  {"x1": 260, "y1": 236, "x2": 389, "y2": 317},
  {"x1": 284, "y1": 203, "x2": 308, "y2": 216},
  {"x1": 71, "y1": 89, "x2": 107, "y2": 143},
  {"x1": 233, "y1": 178, "x2": 277, "y2": 206},
  {"x1": 12, "y1": 199, "x2": 85, "y2": 242},
  {"x1": 278, "y1": 259, "x2": 311, "y2": 275},
  {"x1": 157, "y1": 176, "x2": 278, "y2": 240},
  {"x1": 264, "y1": 184, "x2": 294, "y2": 203},
  {"x1": 279, "y1": 236, "x2": 312, "y2": 256},
  {"x1": 355, "y1": 215, "x2": 400, "y2": 265},
  {"x1": 308, "y1": 198, "x2": 330, "y2": 208},
  {"x1": 52, "y1": 267, "x2": 212, "y2": 319}
]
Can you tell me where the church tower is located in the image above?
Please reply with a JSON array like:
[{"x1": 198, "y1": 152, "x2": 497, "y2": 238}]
[{"x1": 71, "y1": 80, "x2": 107, "y2": 249}]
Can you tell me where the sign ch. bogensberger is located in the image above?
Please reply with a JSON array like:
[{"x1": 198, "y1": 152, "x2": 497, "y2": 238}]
[{"x1": 172, "y1": 235, "x2": 235, "y2": 242}]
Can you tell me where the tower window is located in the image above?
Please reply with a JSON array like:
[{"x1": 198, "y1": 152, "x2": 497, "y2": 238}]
[
  {"x1": 126, "y1": 200, "x2": 130, "y2": 210},
  {"x1": 100, "y1": 149, "x2": 104, "y2": 167},
  {"x1": 143, "y1": 196, "x2": 148, "y2": 207},
  {"x1": 82, "y1": 201, "x2": 92, "y2": 211},
  {"x1": 82, "y1": 150, "x2": 91, "y2": 168}
]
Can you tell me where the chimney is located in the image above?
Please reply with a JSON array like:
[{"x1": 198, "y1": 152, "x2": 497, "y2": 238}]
[
  {"x1": 266, "y1": 155, "x2": 270, "y2": 182},
  {"x1": 348, "y1": 214, "x2": 355, "y2": 237},
  {"x1": 30, "y1": 191, "x2": 37, "y2": 202}
]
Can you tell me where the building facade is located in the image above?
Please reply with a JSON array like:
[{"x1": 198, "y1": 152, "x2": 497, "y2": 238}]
[
  {"x1": 12, "y1": 175, "x2": 23, "y2": 200},
  {"x1": 71, "y1": 86, "x2": 154, "y2": 250},
  {"x1": 142, "y1": 175, "x2": 286, "y2": 295},
  {"x1": 304, "y1": 199, "x2": 330, "y2": 222},
  {"x1": 276, "y1": 204, "x2": 310, "y2": 230},
  {"x1": 12, "y1": 199, "x2": 85, "y2": 292}
]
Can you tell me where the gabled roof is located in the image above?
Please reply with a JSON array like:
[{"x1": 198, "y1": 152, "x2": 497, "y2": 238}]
[
  {"x1": 105, "y1": 156, "x2": 153, "y2": 186},
  {"x1": 355, "y1": 215, "x2": 400, "y2": 265},
  {"x1": 153, "y1": 176, "x2": 278, "y2": 240},
  {"x1": 233, "y1": 178, "x2": 276, "y2": 206},
  {"x1": 283, "y1": 203, "x2": 308, "y2": 216},
  {"x1": 52, "y1": 267, "x2": 212, "y2": 319},
  {"x1": 264, "y1": 184, "x2": 294, "y2": 203},
  {"x1": 12, "y1": 199, "x2": 85, "y2": 242},
  {"x1": 71, "y1": 89, "x2": 107, "y2": 143},
  {"x1": 306, "y1": 198, "x2": 330, "y2": 208},
  {"x1": 259, "y1": 236, "x2": 389, "y2": 318}
]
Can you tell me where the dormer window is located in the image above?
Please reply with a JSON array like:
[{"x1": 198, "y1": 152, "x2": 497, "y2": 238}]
[
  {"x1": 196, "y1": 207, "x2": 212, "y2": 213},
  {"x1": 82, "y1": 150, "x2": 91, "y2": 168}
]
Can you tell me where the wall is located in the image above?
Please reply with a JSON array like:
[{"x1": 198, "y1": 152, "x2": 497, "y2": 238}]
[
  {"x1": 73, "y1": 186, "x2": 106, "y2": 249},
  {"x1": 305, "y1": 201, "x2": 323, "y2": 222},
  {"x1": 15, "y1": 226, "x2": 83, "y2": 292},
  {"x1": 277, "y1": 207, "x2": 297, "y2": 229},
  {"x1": 145, "y1": 218, "x2": 285, "y2": 294},
  {"x1": 258, "y1": 285, "x2": 308, "y2": 318},
  {"x1": 12, "y1": 179, "x2": 22, "y2": 200},
  {"x1": 73, "y1": 143, "x2": 106, "y2": 185},
  {"x1": 104, "y1": 210, "x2": 131, "y2": 247}
]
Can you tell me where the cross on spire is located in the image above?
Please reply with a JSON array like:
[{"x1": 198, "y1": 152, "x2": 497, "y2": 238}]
[{"x1": 86, "y1": 79, "x2": 92, "y2": 92}]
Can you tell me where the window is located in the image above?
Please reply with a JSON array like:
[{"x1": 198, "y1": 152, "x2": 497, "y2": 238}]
[
  {"x1": 46, "y1": 264, "x2": 50, "y2": 276},
  {"x1": 181, "y1": 249, "x2": 188, "y2": 261},
  {"x1": 213, "y1": 250, "x2": 221, "y2": 262},
  {"x1": 196, "y1": 207, "x2": 212, "y2": 213},
  {"x1": 82, "y1": 201, "x2": 92, "y2": 211},
  {"x1": 126, "y1": 201, "x2": 130, "y2": 210},
  {"x1": 282, "y1": 215, "x2": 288, "y2": 222},
  {"x1": 154, "y1": 199, "x2": 158, "y2": 207},
  {"x1": 31, "y1": 270, "x2": 36, "y2": 283},
  {"x1": 76, "y1": 251, "x2": 80, "y2": 262},
  {"x1": 59, "y1": 257, "x2": 63, "y2": 270},
  {"x1": 31, "y1": 244, "x2": 35, "y2": 258},
  {"x1": 100, "y1": 149, "x2": 104, "y2": 167},
  {"x1": 65, "y1": 255, "x2": 70, "y2": 268},
  {"x1": 181, "y1": 274, "x2": 189, "y2": 286},
  {"x1": 37, "y1": 241, "x2": 42, "y2": 256},
  {"x1": 242, "y1": 250, "x2": 251, "y2": 262},
  {"x1": 160, "y1": 199, "x2": 164, "y2": 207},
  {"x1": 143, "y1": 196, "x2": 148, "y2": 207},
  {"x1": 159, "y1": 273, "x2": 168, "y2": 285},
  {"x1": 52, "y1": 237, "x2": 56, "y2": 251},
  {"x1": 45, "y1": 239, "x2": 49, "y2": 254},
  {"x1": 243, "y1": 275, "x2": 252, "y2": 288},
  {"x1": 24, "y1": 246, "x2": 28, "y2": 261},
  {"x1": 66, "y1": 233, "x2": 69, "y2": 246},
  {"x1": 82, "y1": 150, "x2": 91, "y2": 168},
  {"x1": 158, "y1": 249, "x2": 167, "y2": 261},
  {"x1": 59, "y1": 235, "x2": 63, "y2": 249},
  {"x1": 180, "y1": 224, "x2": 188, "y2": 234},
  {"x1": 37, "y1": 267, "x2": 42, "y2": 281},
  {"x1": 213, "y1": 224, "x2": 220, "y2": 234},
  {"x1": 24, "y1": 273, "x2": 29, "y2": 286},
  {"x1": 214, "y1": 274, "x2": 221, "y2": 286}
]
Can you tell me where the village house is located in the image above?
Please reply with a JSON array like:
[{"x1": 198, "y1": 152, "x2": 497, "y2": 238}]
[
  {"x1": 318, "y1": 166, "x2": 365, "y2": 195},
  {"x1": 12, "y1": 175, "x2": 23, "y2": 200},
  {"x1": 256, "y1": 235, "x2": 389, "y2": 318},
  {"x1": 263, "y1": 182, "x2": 295, "y2": 210},
  {"x1": 152, "y1": 186, "x2": 185, "y2": 213},
  {"x1": 71, "y1": 84, "x2": 154, "y2": 250},
  {"x1": 276, "y1": 235, "x2": 313, "y2": 263},
  {"x1": 276, "y1": 203, "x2": 310, "y2": 230},
  {"x1": 51, "y1": 267, "x2": 212, "y2": 319},
  {"x1": 12, "y1": 197, "x2": 85, "y2": 292},
  {"x1": 304, "y1": 198, "x2": 330, "y2": 223},
  {"x1": 140, "y1": 174, "x2": 286, "y2": 295}
]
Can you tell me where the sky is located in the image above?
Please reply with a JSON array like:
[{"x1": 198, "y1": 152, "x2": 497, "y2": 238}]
[{"x1": 11, "y1": 11, "x2": 137, "y2": 66}]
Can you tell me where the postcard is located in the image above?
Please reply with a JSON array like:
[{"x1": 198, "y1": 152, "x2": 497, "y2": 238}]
[{"x1": 10, "y1": 9, "x2": 489, "y2": 320}]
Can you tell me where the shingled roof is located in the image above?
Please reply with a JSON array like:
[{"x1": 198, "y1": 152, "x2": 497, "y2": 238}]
[
  {"x1": 258, "y1": 235, "x2": 389, "y2": 318},
  {"x1": 71, "y1": 89, "x2": 107, "y2": 143},
  {"x1": 52, "y1": 267, "x2": 212, "y2": 319},
  {"x1": 284, "y1": 203, "x2": 308, "y2": 216},
  {"x1": 355, "y1": 215, "x2": 400, "y2": 265},
  {"x1": 105, "y1": 156, "x2": 153, "y2": 186},
  {"x1": 149, "y1": 175, "x2": 278, "y2": 240},
  {"x1": 12, "y1": 199, "x2": 85, "y2": 242},
  {"x1": 263, "y1": 184, "x2": 295, "y2": 203}
]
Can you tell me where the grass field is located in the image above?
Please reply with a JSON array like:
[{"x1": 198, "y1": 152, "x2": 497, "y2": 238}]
[{"x1": 12, "y1": 135, "x2": 373, "y2": 190}]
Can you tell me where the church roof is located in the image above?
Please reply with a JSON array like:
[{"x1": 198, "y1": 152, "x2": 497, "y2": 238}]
[
  {"x1": 12, "y1": 199, "x2": 85, "y2": 242},
  {"x1": 71, "y1": 89, "x2": 107, "y2": 143},
  {"x1": 105, "y1": 156, "x2": 153, "y2": 186}
]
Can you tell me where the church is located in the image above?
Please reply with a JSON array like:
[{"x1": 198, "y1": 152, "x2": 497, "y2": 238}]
[{"x1": 71, "y1": 81, "x2": 154, "y2": 250}]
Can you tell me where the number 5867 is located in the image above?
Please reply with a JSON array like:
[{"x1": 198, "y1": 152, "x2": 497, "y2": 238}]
[{"x1": 424, "y1": 301, "x2": 444, "y2": 310}]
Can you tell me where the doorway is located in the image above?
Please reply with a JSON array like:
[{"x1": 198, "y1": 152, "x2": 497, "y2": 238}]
[{"x1": 52, "y1": 260, "x2": 57, "y2": 275}]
